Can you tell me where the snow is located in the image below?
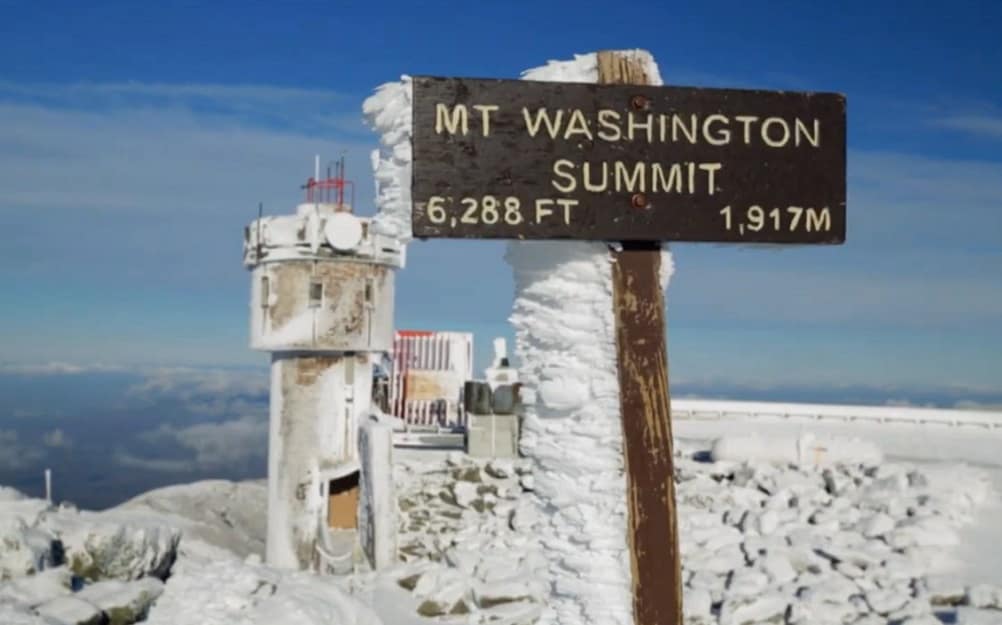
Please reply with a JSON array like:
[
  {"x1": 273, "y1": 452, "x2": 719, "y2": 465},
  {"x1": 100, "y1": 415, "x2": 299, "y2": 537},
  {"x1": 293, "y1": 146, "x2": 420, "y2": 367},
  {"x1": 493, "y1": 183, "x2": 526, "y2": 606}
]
[
  {"x1": 75, "y1": 578, "x2": 164, "y2": 623},
  {"x1": 4, "y1": 419, "x2": 1002, "y2": 625},
  {"x1": 710, "y1": 432, "x2": 883, "y2": 466},
  {"x1": 47, "y1": 508, "x2": 180, "y2": 581},
  {"x1": 362, "y1": 77, "x2": 413, "y2": 243},
  {"x1": 505, "y1": 50, "x2": 673, "y2": 625},
  {"x1": 145, "y1": 555, "x2": 381, "y2": 625},
  {"x1": 34, "y1": 596, "x2": 103, "y2": 625},
  {"x1": 116, "y1": 479, "x2": 267, "y2": 560},
  {"x1": 0, "y1": 567, "x2": 72, "y2": 606}
]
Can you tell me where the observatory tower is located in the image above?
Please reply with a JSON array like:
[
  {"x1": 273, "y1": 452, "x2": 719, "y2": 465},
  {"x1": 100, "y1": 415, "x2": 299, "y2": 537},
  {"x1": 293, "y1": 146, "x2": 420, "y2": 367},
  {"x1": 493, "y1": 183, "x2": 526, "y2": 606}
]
[{"x1": 243, "y1": 158, "x2": 404, "y2": 570}]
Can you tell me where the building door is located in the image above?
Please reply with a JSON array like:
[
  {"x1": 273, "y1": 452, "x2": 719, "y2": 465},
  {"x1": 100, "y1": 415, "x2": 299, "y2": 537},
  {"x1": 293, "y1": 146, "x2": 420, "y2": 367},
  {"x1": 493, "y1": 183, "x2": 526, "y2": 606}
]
[{"x1": 327, "y1": 471, "x2": 360, "y2": 529}]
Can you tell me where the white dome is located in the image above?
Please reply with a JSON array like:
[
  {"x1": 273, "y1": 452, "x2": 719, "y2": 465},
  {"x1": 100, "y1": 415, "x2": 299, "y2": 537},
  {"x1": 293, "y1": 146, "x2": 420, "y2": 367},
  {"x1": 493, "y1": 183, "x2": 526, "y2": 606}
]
[{"x1": 325, "y1": 212, "x2": 364, "y2": 251}]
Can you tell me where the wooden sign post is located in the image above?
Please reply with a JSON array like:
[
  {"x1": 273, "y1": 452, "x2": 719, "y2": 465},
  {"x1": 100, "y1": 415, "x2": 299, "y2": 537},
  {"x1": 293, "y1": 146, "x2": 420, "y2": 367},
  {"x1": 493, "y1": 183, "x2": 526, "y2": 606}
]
[
  {"x1": 598, "y1": 50, "x2": 682, "y2": 625},
  {"x1": 409, "y1": 50, "x2": 846, "y2": 625}
]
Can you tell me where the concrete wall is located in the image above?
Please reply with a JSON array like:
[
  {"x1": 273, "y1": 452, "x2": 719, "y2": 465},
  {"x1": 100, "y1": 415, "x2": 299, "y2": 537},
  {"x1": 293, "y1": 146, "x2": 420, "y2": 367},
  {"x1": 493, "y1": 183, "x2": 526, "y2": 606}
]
[
  {"x1": 266, "y1": 353, "x2": 375, "y2": 570},
  {"x1": 467, "y1": 413, "x2": 519, "y2": 458},
  {"x1": 358, "y1": 416, "x2": 397, "y2": 570},
  {"x1": 250, "y1": 260, "x2": 395, "y2": 353}
]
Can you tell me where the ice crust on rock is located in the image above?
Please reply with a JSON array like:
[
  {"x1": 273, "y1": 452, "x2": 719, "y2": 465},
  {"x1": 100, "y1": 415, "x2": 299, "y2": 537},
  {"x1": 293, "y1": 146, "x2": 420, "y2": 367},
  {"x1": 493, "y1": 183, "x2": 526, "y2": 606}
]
[
  {"x1": 145, "y1": 555, "x2": 381, "y2": 625},
  {"x1": 49, "y1": 509, "x2": 180, "y2": 581},
  {"x1": 75, "y1": 577, "x2": 164, "y2": 625}
]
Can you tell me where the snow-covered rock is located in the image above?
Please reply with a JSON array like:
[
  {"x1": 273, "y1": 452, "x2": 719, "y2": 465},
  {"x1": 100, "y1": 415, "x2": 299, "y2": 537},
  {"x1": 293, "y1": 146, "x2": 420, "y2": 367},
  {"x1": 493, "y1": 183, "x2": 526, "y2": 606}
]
[
  {"x1": 0, "y1": 567, "x2": 72, "y2": 607},
  {"x1": 966, "y1": 584, "x2": 1002, "y2": 610},
  {"x1": 116, "y1": 480, "x2": 266, "y2": 560},
  {"x1": 34, "y1": 596, "x2": 104, "y2": 625},
  {"x1": 144, "y1": 556, "x2": 380, "y2": 625},
  {"x1": 683, "y1": 587, "x2": 713, "y2": 624},
  {"x1": 923, "y1": 574, "x2": 967, "y2": 606},
  {"x1": 0, "y1": 517, "x2": 62, "y2": 581},
  {"x1": 451, "y1": 482, "x2": 479, "y2": 509},
  {"x1": 720, "y1": 594, "x2": 787, "y2": 625},
  {"x1": 75, "y1": 577, "x2": 164, "y2": 625},
  {"x1": 410, "y1": 567, "x2": 469, "y2": 617},
  {"x1": 49, "y1": 510, "x2": 180, "y2": 581},
  {"x1": 0, "y1": 603, "x2": 58, "y2": 625}
]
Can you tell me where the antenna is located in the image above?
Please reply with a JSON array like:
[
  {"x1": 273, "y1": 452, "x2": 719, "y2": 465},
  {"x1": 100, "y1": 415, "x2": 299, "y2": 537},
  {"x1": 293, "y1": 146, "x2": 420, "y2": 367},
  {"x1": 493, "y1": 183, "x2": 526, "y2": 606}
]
[
  {"x1": 257, "y1": 202, "x2": 263, "y2": 259},
  {"x1": 339, "y1": 154, "x2": 346, "y2": 206}
]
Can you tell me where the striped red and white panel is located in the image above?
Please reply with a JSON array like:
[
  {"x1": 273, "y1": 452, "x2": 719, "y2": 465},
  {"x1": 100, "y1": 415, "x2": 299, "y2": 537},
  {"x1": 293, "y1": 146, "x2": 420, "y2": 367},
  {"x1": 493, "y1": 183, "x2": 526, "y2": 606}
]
[{"x1": 389, "y1": 330, "x2": 473, "y2": 428}]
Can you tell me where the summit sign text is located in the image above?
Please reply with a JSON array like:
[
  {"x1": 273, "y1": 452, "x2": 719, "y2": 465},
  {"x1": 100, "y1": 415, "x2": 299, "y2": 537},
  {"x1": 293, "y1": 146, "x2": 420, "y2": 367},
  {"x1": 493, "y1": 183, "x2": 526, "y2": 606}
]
[{"x1": 411, "y1": 76, "x2": 846, "y2": 243}]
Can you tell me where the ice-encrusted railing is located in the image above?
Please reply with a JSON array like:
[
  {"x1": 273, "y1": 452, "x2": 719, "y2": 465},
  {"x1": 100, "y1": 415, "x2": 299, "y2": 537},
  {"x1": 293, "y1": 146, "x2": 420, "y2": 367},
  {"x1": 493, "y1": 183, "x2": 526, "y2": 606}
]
[{"x1": 673, "y1": 399, "x2": 1002, "y2": 429}]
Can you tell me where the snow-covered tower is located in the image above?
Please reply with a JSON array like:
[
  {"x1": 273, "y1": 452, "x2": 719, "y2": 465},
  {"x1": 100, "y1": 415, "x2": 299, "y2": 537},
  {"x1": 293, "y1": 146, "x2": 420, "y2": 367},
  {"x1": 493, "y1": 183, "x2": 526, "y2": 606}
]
[{"x1": 243, "y1": 158, "x2": 404, "y2": 570}]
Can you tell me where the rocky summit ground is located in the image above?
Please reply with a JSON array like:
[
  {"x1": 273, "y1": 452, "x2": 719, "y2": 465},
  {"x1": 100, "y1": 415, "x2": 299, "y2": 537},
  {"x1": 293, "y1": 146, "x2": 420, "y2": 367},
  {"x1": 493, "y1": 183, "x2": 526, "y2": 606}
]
[
  {"x1": 2, "y1": 439, "x2": 1002, "y2": 624},
  {"x1": 369, "y1": 443, "x2": 1001, "y2": 625}
]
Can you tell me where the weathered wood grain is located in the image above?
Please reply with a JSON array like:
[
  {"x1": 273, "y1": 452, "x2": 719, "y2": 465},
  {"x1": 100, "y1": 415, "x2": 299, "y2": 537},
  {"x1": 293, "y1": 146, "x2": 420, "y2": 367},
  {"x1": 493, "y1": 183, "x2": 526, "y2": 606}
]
[{"x1": 602, "y1": 50, "x2": 683, "y2": 625}]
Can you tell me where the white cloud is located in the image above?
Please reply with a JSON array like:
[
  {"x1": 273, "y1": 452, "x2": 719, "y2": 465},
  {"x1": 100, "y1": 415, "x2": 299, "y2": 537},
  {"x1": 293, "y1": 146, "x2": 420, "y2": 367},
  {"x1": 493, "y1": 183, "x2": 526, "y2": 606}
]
[
  {"x1": 43, "y1": 429, "x2": 72, "y2": 448},
  {"x1": 0, "y1": 430, "x2": 42, "y2": 470},
  {"x1": 0, "y1": 101, "x2": 375, "y2": 215},
  {"x1": 936, "y1": 114, "x2": 1002, "y2": 139},
  {"x1": 120, "y1": 415, "x2": 268, "y2": 472},
  {"x1": 126, "y1": 367, "x2": 269, "y2": 401},
  {"x1": 0, "y1": 80, "x2": 361, "y2": 134},
  {"x1": 0, "y1": 362, "x2": 123, "y2": 375},
  {"x1": 113, "y1": 453, "x2": 191, "y2": 474}
]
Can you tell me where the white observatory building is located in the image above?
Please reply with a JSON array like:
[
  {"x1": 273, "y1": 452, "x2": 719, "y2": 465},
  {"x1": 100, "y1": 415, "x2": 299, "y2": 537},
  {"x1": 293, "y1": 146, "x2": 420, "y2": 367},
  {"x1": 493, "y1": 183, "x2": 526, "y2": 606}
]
[{"x1": 243, "y1": 159, "x2": 404, "y2": 571}]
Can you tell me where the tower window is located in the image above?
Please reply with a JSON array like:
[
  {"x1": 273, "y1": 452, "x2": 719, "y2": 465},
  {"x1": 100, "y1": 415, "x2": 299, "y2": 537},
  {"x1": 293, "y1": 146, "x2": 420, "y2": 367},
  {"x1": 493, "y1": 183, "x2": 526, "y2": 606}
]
[
  {"x1": 260, "y1": 276, "x2": 270, "y2": 307},
  {"x1": 309, "y1": 281, "x2": 323, "y2": 308}
]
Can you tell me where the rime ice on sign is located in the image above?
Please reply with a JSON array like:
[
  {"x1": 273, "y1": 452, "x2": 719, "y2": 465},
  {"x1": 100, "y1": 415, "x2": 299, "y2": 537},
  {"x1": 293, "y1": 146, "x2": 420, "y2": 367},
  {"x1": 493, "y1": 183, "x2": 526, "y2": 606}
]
[{"x1": 243, "y1": 165, "x2": 404, "y2": 572}]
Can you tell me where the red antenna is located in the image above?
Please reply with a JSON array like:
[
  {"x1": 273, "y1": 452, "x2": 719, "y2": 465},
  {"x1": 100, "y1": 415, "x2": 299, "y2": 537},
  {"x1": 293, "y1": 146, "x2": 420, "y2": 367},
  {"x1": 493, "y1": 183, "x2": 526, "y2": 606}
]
[{"x1": 302, "y1": 155, "x2": 355, "y2": 210}]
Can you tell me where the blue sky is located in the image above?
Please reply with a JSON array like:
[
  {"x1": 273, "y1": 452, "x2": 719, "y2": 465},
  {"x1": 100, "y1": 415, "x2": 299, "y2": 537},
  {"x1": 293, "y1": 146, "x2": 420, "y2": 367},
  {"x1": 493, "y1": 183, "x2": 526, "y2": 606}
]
[{"x1": 1, "y1": 0, "x2": 1001, "y2": 398}]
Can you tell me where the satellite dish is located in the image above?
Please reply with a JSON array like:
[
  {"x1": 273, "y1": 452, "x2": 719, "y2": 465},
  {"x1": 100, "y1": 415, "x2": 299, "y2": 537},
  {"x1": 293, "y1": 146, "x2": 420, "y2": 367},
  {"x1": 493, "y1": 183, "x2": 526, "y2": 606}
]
[{"x1": 324, "y1": 212, "x2": 364, "y2": 251}]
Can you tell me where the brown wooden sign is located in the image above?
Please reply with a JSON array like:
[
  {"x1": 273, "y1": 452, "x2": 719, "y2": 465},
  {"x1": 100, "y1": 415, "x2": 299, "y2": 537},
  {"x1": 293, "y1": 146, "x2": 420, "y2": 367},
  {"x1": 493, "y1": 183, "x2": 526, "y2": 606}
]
[{"x1": 411, "y1": 76, "x2": 845, "y2": 243}]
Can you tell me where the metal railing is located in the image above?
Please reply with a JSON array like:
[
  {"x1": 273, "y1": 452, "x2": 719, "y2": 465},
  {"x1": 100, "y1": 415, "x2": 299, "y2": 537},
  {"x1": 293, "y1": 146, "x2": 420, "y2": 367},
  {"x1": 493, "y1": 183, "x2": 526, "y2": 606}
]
[{"x1": 671, "y1": 398, "x2": 1002, "y2": 429}]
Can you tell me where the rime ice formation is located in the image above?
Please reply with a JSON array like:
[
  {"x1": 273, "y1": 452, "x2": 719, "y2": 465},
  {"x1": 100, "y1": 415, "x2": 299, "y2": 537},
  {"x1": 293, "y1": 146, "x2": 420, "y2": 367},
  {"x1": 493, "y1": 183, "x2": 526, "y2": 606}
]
[
  {"x1": 505, "y1": 49, "x2": 674, "y2": 625},
  {"x1": 363, "y1": 77, "x2": 413, "y2": 243}
]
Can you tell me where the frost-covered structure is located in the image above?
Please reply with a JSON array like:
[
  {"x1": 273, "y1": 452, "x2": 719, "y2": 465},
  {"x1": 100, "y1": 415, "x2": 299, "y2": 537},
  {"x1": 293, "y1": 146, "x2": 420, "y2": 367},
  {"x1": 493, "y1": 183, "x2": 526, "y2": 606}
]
[
  {"x1": 244, "y1": 173, "x2": 404, "y2": 571},
  {"x1": 506, "y1": 51, "x2": 674, "y2": 625},
  {"x1": 363, "y1": 79, "x2": 413, "y2": 243}
]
